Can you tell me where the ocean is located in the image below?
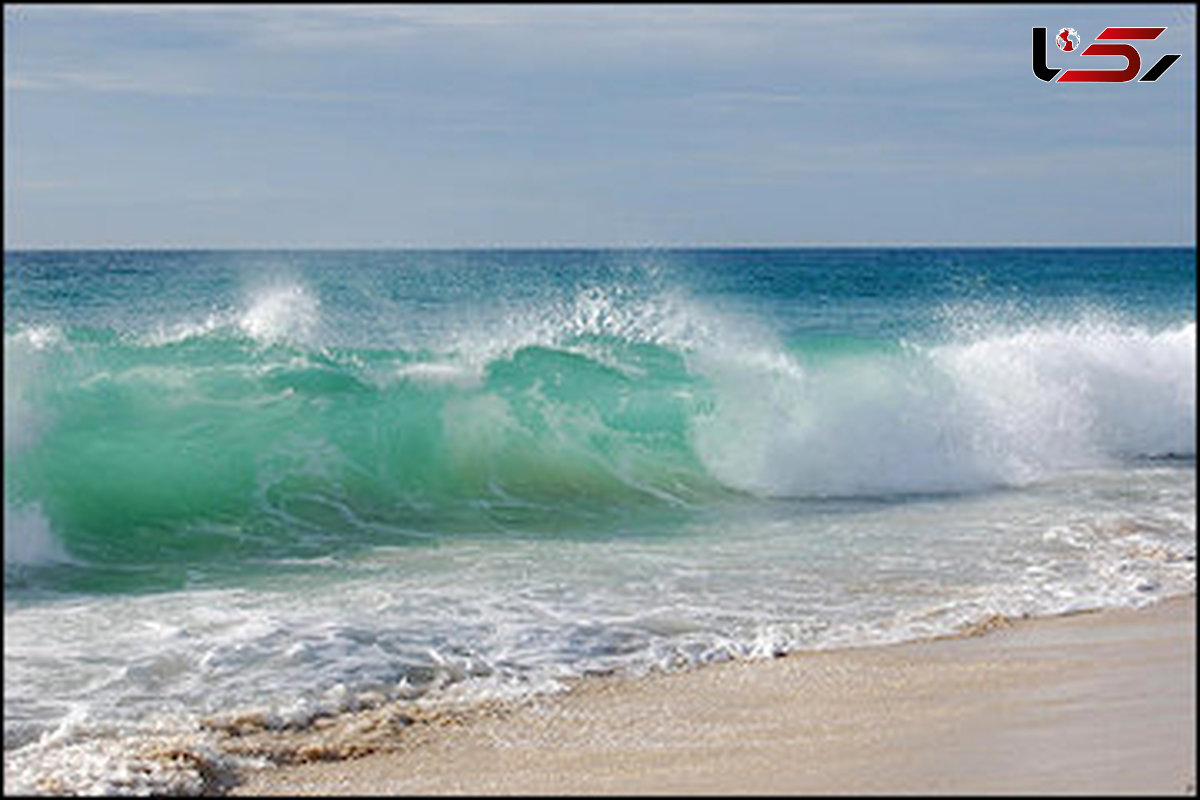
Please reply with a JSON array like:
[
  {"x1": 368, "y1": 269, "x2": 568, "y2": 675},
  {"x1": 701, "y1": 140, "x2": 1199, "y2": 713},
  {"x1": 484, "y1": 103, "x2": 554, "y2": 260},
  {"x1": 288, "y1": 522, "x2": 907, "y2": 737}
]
[{"x1": 4, "y1": 247, "x2": 1196, "y2": 793}]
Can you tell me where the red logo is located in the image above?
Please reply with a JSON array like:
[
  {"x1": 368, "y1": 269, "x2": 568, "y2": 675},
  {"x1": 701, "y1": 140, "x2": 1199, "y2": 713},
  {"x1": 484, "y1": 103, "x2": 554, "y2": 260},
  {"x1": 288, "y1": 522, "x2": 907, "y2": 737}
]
[
  {"x1": 1056, "y1": 28, "x2": 1080, "y2": 51},
  {"x1": 1033, "y1": 27, "x2": 1181, "y2": 83}
]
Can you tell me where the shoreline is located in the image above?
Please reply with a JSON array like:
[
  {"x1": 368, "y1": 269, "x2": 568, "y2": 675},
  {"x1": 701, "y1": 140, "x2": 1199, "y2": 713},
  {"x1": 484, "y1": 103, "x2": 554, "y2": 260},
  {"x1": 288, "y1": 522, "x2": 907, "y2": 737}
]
[{"x1": 228, "y1": 594, "x2": 1196, "y2": 795}]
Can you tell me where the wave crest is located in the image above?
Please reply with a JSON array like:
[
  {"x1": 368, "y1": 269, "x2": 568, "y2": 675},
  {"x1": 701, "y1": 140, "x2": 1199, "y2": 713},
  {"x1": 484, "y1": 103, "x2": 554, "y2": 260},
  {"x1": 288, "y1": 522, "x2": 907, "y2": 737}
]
[
  {"x1": 4, "y1": 303, "x2": 1194, "y2": 568},
  {"x1": 693, "y1": 321, "x2": 1195, "y2": 498}
]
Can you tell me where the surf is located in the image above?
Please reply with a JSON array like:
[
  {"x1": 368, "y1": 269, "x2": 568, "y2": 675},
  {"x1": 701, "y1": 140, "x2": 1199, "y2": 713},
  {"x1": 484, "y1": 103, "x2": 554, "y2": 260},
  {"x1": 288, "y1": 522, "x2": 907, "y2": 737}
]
[{"x1": 5, "y1": 289, "x2": 1194, "y2": 581}]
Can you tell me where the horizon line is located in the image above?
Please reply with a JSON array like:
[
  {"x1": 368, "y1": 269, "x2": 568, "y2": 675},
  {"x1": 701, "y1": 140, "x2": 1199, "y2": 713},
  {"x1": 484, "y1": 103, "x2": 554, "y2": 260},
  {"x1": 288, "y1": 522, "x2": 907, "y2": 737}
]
[{"x1": 5, "y1": 242, "x2": 1197, "y2": 252}]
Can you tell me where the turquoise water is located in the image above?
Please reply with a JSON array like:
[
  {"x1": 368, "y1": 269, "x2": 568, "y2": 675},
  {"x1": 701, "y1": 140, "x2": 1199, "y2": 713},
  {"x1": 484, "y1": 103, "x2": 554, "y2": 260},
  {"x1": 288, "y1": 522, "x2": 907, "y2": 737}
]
[{"x1": 4, "y1": 248, "x2": 1196, "y2": 792}]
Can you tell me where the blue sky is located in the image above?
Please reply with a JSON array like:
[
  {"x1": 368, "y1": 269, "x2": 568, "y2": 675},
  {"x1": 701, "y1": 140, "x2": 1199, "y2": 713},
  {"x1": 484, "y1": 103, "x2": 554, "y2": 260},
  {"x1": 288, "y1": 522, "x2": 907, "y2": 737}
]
[{"x1": 4, "y1": 4, "x2": 1195, "y2": 247}]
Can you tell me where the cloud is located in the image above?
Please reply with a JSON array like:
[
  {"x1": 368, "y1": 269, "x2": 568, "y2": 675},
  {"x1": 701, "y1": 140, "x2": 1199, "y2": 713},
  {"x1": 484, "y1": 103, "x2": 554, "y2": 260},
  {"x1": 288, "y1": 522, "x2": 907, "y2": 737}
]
[
  {"x1": 0, "y1": 5, "x2": 1036, "y2": 105},
  {"x1": 686, "y1": 139, "x2": 1193, "y2": 187},
  {"x1": 10, "y1": 179, "x2": 72, "y2": 192},
  {"x1": 5, "y1": 68, "x2": 210, "y2": 95},
  {"x1": 5, "y1": 5, "x2": 1193, "y2": 247},
  {"x1": 45, "y1": 4, "x2": 977, "y2": 65}
]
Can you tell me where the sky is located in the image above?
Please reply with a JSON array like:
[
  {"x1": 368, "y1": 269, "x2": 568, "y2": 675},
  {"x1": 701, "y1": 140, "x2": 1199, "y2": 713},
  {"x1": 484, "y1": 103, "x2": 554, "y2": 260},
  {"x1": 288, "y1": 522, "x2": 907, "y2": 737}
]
[{"x1": 3, "y1": 4, "x2": 1196, "y2": 248}]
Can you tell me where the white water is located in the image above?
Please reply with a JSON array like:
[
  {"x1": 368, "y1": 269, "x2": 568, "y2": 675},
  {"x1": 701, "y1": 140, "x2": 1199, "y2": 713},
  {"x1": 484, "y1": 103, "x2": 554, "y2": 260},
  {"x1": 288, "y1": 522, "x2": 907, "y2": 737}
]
[
  {"x1": 5, "y1": 459, "x2": 1195, "y2": 794},
  {"x1": 694, "y1": 321, "x2": 1195, "y2": 498}
]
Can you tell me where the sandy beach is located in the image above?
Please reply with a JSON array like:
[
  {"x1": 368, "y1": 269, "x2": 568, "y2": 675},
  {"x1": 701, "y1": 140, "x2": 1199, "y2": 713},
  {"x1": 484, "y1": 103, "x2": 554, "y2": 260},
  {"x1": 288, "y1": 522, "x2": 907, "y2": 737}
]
[{"x1": 228, "y1": 594, "x2": 1195, "y2": 796}]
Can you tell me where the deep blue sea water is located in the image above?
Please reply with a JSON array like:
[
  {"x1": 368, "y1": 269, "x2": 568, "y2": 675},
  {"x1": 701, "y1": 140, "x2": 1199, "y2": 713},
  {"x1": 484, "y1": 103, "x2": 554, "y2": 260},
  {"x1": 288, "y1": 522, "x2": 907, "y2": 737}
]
[{"x1": 4, "y1": 248, "x2": 1196, "y2": 793}]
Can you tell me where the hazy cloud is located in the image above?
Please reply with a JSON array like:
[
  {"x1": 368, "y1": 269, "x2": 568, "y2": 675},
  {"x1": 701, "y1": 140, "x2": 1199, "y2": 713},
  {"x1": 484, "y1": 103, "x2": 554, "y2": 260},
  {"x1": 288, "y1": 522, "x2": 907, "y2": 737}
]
[{"x1": 5, "y1": 4, "x2": 1194, "y2": 247}]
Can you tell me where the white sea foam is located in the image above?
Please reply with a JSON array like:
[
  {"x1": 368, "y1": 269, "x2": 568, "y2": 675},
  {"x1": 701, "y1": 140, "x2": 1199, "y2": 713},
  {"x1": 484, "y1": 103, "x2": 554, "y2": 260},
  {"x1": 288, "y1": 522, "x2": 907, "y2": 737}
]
[
  {"x1": 2, "y1": 729, "x2": 241, "y2": 797},
  {"x1": 134, "y1": 277, "x2": 322, "y2": 348},
  {"x1": 693, "y1": 320, "x2": 1196, "y2": 498},
  {"x1": 440, "y1": 281, "x2": 750, "y2": 375},
  {"x1": 938, "y1": 321, "x2": 1195, "y2": 465},
  {"x1": 237, "y1": 282, "x2": 321, "y2": 345},
  {"x1": 4, "y1": 328, "x2": 71, "y2": 566},
  {"x1": 4, "y1": 326, "x2": 61, "y2": 455},
  {"x1": 3, "y1": 502, "x2": 68, "y2": 567},
  {"x1": 394, "y1": 361, "x2": 482, "y2": 388},
  {"x1": 142, "y1": 313, "x2": 225, "y2": 346}
]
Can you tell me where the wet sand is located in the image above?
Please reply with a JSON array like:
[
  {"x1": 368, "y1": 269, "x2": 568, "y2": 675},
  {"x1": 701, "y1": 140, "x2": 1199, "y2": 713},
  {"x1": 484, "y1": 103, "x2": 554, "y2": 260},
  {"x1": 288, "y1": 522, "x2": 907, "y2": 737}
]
[{"x1": 231, "y1": 595, "x2": 1195, "y2": 795}]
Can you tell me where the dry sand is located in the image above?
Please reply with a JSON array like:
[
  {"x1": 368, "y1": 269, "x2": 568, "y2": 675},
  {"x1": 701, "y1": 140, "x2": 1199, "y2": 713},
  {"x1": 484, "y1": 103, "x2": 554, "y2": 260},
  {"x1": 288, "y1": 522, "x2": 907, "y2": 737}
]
[{"x1": 230, "y1": 595, "x2": 1195, "y2": 796}]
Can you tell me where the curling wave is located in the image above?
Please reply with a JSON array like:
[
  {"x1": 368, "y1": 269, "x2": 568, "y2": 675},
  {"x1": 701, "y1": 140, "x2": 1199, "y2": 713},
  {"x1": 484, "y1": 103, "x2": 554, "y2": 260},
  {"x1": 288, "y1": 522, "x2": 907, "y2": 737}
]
[{"x1": 3, "y1": 287, "x2": 1194, "y2": 572}]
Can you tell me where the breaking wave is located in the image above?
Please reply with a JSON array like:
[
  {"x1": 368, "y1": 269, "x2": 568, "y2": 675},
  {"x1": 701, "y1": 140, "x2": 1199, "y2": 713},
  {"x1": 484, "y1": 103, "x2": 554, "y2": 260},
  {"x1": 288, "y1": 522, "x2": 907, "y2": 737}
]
[{"x1": 4, "y1": 280, "x2": 1194, "y2": 574}]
